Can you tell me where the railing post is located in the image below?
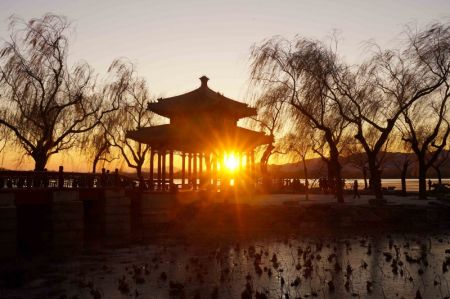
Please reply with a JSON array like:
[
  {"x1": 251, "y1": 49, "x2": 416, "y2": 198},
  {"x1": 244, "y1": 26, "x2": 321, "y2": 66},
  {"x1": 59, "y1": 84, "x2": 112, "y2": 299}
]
[{"x1": 58, "y1": 166, "x2": 64, "y2": 189}]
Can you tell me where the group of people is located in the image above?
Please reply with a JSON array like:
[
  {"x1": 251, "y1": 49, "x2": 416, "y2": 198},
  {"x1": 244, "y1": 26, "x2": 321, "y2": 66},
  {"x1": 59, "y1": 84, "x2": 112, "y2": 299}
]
[
  {"x1": 276, "y1": 178, "x2": 307, "y2": 192},
  {"x1": 318, "y1": 177, "x2": 344, "y2": 193},
  {"x1": 318, "y1": 177, "x2": 361, "y2": 199}
]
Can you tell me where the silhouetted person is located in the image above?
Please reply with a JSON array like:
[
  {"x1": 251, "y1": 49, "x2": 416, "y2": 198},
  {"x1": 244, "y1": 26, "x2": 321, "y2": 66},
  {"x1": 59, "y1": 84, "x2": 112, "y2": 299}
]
[
  {"x1": 353, "y1": 180, "x2": 360, "y2": 199},
  {"x1": 428, "y1": 179, "x2": 432, "y2": 191}
]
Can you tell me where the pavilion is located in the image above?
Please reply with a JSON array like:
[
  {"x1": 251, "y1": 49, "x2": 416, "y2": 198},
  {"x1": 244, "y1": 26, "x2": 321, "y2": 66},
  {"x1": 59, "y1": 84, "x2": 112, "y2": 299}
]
[{"x1": 126, "y1": 76, "x2": 272, "y2": 191}]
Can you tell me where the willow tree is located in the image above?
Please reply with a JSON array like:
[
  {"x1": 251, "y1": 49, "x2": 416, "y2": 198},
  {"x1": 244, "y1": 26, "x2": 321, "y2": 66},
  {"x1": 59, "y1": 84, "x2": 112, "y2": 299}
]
[
  {"x1": 299, "y1": 23, "x2": 450, "y2": 201},
  {"x1": 250, "y1": 37, "x2": 349, "y2": 202},
  {"x1": 79, "y1": 124, "x2": 116, "y2": 174},
  {"x1": 250, "y1": 86, "x2": 288, "y2": 187},
  {"x1": 386, "y1": 131, "x2": 414, "y2": 196},
  {"x1": 102, "y1": 60, "x2": 155, "y2": 185},
  {"x1": 0, "y1": 15, "x2": 121, "y2": 170},
  {"x1": 343, "y1": 142, "x2": 369, "y2": 190},
  {"x1": 284, "y1": 123, "x2": 316, "y2": 200},
  {"x1": 398, "y1": 86, "x2": 450, "y2": 199},
  {"x1": 432, "y1": 150, "x2": 450, "y2": 185}
]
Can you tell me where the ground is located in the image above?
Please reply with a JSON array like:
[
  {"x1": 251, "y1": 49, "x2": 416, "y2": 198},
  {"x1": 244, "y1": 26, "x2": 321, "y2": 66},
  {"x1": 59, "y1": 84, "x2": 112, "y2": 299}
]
[{"x1": 247, "y1": 193, "x2": 445, "y2": 207}]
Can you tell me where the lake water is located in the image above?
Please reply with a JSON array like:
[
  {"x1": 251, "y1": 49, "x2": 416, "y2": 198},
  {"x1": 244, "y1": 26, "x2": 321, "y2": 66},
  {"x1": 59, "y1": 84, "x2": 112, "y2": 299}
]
[
  {"x1": 174, "y1": 178, "x2": 450, "y2": 192},
  {"x1": 4, "y1": 232, "x2": 450, "y2": 298},
  {"x1": 354, "y1": 178, "x2": 450, "y2": 192},
  {"x1": 283, "y1": 178, "x2": 450, "y2": 192}
]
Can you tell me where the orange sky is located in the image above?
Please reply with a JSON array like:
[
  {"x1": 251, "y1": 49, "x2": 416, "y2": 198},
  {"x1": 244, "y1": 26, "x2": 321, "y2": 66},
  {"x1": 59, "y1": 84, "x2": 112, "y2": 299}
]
[{"x1": 0, "y1": 0, "x2": 449, "y2": 172}]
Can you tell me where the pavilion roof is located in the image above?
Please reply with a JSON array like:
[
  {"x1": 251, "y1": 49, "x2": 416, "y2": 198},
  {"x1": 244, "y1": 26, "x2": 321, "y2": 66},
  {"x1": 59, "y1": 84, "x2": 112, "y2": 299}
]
[
  {"x1": 148, "y1": 76, "x2": 256, "y2": 119},
  {"x1": 126, "y1": 124, "x2": 272, "y2": 152}
]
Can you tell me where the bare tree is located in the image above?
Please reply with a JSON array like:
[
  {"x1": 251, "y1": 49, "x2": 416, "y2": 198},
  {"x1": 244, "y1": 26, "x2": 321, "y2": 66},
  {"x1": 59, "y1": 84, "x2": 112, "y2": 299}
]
[
  {"x1": 343, "y1": 142, "x2": 369, "y2": 189},
  {"x1": 250, "y1": 37, "x2": 349, "y2": 203},
  {"x1": 398, "y1": 87, "x2": 450, "y2": 199},
  {"x1": 431, "y1": 149, "x2": 450, "y2": 185},
  {"x1": 103, "y1": 60, "x2": 155, "y2": 185},
  {"x1": 250, "y1": 86, "x2": 288, "y2": 187},
  {"x1": 321, "y1": 24, "x2": 450, "y2": 201},
  {"x1": 284, "y1": 123, "x2": 316, "y2": 200},
  {"x1": 0, "y1": 15, "x2": 121, "y2": 170},
  {"x1": 79, "y1": 124, "x2": 118, "y2": 173},
  {"x1": 390, "y1": 137, "x2": 414, "y2": 196}
]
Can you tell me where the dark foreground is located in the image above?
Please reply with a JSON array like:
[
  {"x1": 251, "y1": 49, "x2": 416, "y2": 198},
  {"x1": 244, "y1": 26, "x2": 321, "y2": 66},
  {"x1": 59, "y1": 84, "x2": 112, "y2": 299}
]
[
  {"x1": 2, "y1": 231, "x2": 450, "y2": 299},
  {"x1": 2, "y1": 196, "x2": 450, "y2": 299}
]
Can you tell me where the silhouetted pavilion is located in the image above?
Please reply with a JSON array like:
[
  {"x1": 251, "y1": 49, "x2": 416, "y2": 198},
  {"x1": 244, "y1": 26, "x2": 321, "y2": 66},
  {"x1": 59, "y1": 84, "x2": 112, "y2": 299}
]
[{"x1": 126, "y1": 76, "x2": 272, "y2": 191}]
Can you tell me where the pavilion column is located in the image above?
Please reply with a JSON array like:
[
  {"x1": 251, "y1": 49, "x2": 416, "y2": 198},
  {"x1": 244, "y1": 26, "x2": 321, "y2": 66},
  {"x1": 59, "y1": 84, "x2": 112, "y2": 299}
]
[
  {"x1": 206, "y1": 152, "x2": 211, "y2": 186},
  {"x1": 216, "y1": 153, "x2": 220, "y2": 191},
  {"x1": 222, "y1": 152, "x2": 227, "y2": 189},
  {"x1": 212, "y1": 154, "x2": 217, "y2": 190},
  {"x1": 162, "y1": 150, "x2": 166, "y2": 191},
  {"x1": 149, "y1": 149, "x2": 154, "y2": 190},
  {"x1": 218, "y1": 153, "x2": 223, "y2": 191},
  {"x1": 199, "y1": 153, "x2": 203, "y2": 188},
  {"x1": 237, "y1": 152, "x2": 243, "y2": 187},
  {"x1": 193, "y1": 153, "x2": 197, "y2": 190},
  {"x1": 188, "y1": 153, "x2": 192, "y2": 188},
  {"x1": 245, "y1": 152, "x2": 250, "y2": 181},
  {"x1": 157, "y1": 151, "x2": 162, "y2": 190},
  {"x1": 181, "y1": 153, "x2": 186, "y2": 187},
  {"x1": 169, "y1": 150, "x2": 174, "y2": 188},
  {"x1": 250, "y1": 150, "x2": 255, "y2": 184}
]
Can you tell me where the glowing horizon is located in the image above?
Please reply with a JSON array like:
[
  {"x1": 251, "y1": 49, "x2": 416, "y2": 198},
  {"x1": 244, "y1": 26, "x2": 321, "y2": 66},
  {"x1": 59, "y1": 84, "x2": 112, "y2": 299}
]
[{"x1": 0, "y1": 0, "x2": 448, "y2": 172}]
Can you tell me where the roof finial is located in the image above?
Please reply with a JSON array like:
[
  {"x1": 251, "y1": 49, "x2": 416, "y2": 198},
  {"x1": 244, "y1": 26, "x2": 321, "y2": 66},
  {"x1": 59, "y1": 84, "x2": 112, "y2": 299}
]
[{"x1": 199, "y1": 75, "x2": 209, "y2": 88}]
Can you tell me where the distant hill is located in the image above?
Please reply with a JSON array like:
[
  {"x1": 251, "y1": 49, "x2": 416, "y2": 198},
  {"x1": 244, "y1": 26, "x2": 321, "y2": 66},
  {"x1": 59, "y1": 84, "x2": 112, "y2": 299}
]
[{"x1": 267, "y1": 151, "x2": 450, "y2": 179}]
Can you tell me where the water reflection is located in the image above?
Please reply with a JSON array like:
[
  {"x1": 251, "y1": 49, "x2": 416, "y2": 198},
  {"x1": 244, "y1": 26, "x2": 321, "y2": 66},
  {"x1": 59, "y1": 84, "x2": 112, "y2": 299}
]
[{"x1": 4, "y1": 232, "x2": 450, "y2": 298}]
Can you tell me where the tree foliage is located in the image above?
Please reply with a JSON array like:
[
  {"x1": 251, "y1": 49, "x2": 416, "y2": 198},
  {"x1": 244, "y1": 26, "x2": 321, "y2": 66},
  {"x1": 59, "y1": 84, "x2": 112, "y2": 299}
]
[{"x1": 0, "y1": 14, "x2": 121, "y2": 170}]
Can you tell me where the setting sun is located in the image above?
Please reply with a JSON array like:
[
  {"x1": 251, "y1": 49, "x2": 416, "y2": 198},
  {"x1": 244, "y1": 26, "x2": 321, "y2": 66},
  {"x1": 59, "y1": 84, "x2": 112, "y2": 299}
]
[{"x1": 224, "y1": 153, "x2": 238, "y2": 172}]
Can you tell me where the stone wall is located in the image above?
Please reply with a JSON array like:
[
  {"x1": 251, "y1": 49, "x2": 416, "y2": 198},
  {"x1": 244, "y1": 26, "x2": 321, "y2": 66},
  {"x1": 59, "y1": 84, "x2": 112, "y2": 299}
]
[
  {"x1": 51, "y1": 191, "x2": 84, "y2": 254},
  {"x1": 133, "y1": 192, "x2": 177, "y2": 240},
  {"x1": 141, "y1": 193, "x2": 177, "y2": 223},
  {"x1": 103, "y1": 189, "x2": 131, "y2": 246},
  {"x1": 0, "y1": 193, "x2": 16, "y2": 259}
]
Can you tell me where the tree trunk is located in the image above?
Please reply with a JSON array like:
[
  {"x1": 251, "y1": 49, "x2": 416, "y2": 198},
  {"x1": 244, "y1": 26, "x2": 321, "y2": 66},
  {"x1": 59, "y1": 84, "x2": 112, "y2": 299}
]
[
  {"x1": 32, "y1": 149, "x2": 49, "y2": 171},
  {"x1": 92, "y1": 159, "x2": 98, "y2": 174},
  {"x1": 136, "y1": 165, "x2": 144, "y2": 188},
  {"x1": 92, "y1": 154, "x2": 100, "y2": 174},
  {"x1": 434, "y1": 166, "x2": 442, "y2": 185},
  {"x1": 367, "y1": 155, "x2": 383, "y2": 200},
  {"x1": 417, "y1": 157, "x2": 427, "y2": 200},
  {"x1": 92, "y1": 143, "x2": 109, "y2": 174},
  {"x1": 330, "y1": 157, "x2": 344, "y2": 203},
  {"x1": 326, "y1": 134, "x2": 344, "y2": 203},
  {"x1": 362, "y1": 167, "x2": 368, "y2": 189},
  {"x1": 260, "y1": 144, "x2": 274, "y2": 190},
  {"x1": 401, "y1": 163, "x2": 408, "y2": 197}
]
